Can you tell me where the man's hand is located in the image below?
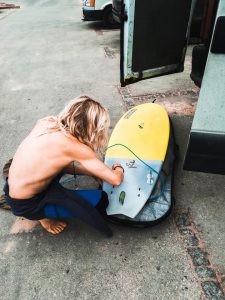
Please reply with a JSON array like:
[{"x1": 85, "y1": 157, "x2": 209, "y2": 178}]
[
  {"x1": 111, "y1": 163, "x2": 124, "y2": 185},
  {"x1": 112, "y1": 163, "x2": 124, "y2": 173}
]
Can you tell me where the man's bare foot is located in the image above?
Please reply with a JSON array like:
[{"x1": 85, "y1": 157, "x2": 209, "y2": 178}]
[{"x1": 39, "y1": 219, "x2": 67, "y2": 234}]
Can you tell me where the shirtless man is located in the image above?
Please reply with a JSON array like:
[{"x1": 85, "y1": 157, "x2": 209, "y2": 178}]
[{"x1": 5, "y1": 96, "x2": 124, "y2": 234}]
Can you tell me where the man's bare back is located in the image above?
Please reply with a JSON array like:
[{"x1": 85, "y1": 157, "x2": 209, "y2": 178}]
[{"x1": 8, "y1": 117, "x2": 78, "y2": 199}]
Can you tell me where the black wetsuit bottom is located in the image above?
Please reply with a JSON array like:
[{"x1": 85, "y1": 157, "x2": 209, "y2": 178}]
[{"x1": 3, "y1": 175, "x2": 112, "y2": 237}]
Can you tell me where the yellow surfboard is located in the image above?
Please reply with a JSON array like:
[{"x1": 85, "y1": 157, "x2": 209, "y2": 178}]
[{"x1": 103, "y1": 103, "x2": 170, "y2": 218}]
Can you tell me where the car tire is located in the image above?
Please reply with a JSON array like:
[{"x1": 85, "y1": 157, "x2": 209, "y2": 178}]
[{"x1": 103, "y1": 5, "x2": 118, "y2": 28}]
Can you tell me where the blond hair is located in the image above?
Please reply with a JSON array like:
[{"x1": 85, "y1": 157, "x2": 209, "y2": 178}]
[{"x1": 56, "y1": 96, "x2": 110, "y2": 153}]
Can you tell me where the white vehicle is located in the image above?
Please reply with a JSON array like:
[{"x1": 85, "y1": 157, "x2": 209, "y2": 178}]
[{"x1": 82, "y1": 0, "x2": 117, "y2": 27}]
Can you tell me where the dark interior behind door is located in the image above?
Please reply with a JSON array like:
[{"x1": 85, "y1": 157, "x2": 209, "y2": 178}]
[{"x1": 132, "y1": 0, "x2": 193, "y2": 73}]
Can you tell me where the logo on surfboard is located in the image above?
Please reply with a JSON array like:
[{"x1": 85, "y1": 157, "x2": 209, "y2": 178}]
[
  {"x1": 126, "y1": 160, "x2": 137, "y2": 168},
  {"x1": 124, "y1": 109, "x2": 137, "y2": 119}
]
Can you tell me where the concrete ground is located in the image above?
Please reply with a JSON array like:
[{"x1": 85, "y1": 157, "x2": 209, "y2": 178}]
[{"x1": 0, "y1": 1, "x2": 224, "y2": 299}]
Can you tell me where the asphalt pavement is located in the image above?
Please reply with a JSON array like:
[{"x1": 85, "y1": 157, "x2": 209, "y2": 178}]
[{"x1": 0, "y1": 1, "x2": 224, "y2": 299}]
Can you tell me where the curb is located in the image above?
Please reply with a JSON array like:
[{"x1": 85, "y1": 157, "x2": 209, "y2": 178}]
[{"x1": 174, "y1": 208, "x2": 225, "y2": 300}]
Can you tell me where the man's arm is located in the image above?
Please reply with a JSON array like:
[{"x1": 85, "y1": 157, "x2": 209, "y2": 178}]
[
  {"x1": 68, "y1": 141, "x2": 124, "y2": 186},
  {"x1": 79, "y1": 156, "x2": 124, "y2": 186},
  {"x1": 63, "y1": 162, "x2": 94, "y2": 176}
]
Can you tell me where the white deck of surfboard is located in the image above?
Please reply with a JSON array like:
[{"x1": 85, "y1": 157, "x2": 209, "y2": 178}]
[{"x1": 103, "y1": 157, "x2": 162, "y2": 218}]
